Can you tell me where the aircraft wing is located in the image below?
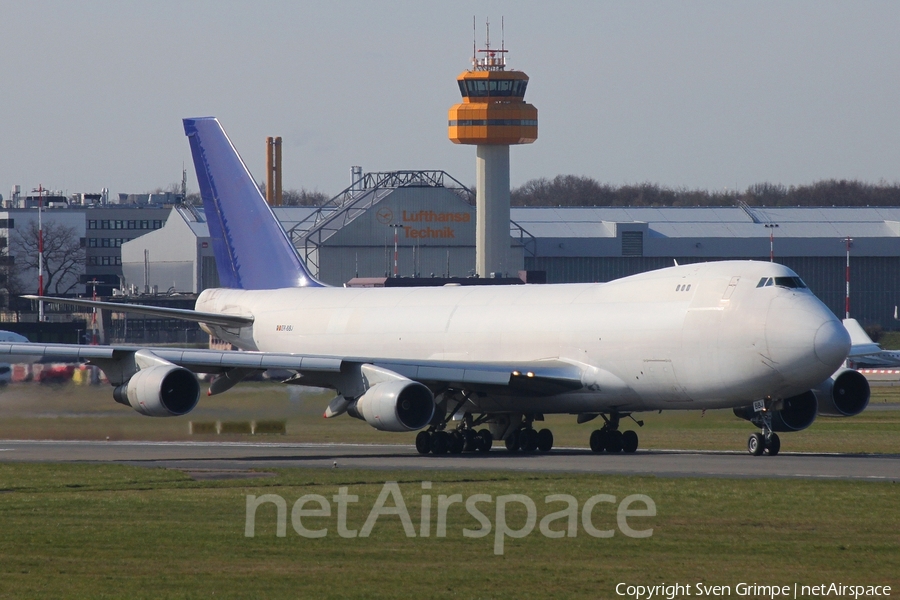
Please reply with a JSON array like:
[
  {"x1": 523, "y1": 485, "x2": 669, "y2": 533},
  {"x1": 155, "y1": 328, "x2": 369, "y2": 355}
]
[{"x1": 0, "y1": 342, "x2": 584, "y2": 395}]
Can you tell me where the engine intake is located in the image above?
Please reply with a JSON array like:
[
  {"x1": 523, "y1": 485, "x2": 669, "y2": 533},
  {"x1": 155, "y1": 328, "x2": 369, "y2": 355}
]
[
  {"x1": 814, "y1": 368, "x2": 870, "y2": 417},
  {"x1": 733, "y1": 390, "x2": 818, "y2": 432},
  {"x1": 114, "y1": 364, "x2": 200, "y2": 417},
  {"x1": 348, "y1": 379, "x2": 435, "y2": 432}
]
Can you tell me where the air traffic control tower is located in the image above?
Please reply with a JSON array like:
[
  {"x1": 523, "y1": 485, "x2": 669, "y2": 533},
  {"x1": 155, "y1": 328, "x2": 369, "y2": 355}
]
[{"x1": 449, "y1": 32, "x2": 537, "y2": 278}]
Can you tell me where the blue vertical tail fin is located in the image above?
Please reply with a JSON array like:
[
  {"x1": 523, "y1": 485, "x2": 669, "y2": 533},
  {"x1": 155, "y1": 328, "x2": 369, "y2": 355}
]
[{"x1": 183, "y1": 117, "x2": 323, "y2": 289}]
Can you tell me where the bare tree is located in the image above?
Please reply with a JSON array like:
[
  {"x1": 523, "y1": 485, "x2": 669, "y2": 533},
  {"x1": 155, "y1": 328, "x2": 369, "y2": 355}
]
[
  {"x1": 10, "y1": 221, "x2": 85, "y2": 296},
  {"x1": 258, "y1": 182, "x2": 330, "y2": 206},
  {"x1": 0, "y1": 258, "x2": 27, "y2": 311},
  {"x1": 282, "y1": 188, "x2": 329, "y2": 206}
]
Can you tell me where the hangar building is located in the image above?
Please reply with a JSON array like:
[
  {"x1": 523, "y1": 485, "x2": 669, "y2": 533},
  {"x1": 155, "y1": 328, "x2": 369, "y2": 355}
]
[{"x1": 121, "y1": 173, "x2": 900, "y2": 329}]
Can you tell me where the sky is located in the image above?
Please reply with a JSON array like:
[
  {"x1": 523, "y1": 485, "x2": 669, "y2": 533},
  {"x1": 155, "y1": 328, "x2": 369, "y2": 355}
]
[{"x1": 3, "y1": 1, "x2": 900, "y2": 201}]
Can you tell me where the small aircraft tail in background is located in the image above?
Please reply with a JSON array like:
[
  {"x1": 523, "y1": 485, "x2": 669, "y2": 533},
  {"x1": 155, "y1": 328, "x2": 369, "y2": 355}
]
[{"x1": 844, "y1": 318, "x2": 900, "y2": 367}]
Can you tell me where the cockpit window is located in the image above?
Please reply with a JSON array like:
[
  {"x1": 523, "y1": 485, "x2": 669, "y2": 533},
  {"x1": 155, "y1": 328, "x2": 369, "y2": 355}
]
[
  {"x1": 757, "y1": 276, "x2": 807, "y2": 289},
  {"x1": 774, "y1": 276, "x2": 807, "y2": 289}
]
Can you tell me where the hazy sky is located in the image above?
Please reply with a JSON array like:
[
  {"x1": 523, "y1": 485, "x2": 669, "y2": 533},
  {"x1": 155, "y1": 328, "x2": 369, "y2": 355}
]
[{"x1": 3, "y1": 1, "x2": 900, "y2": 200}]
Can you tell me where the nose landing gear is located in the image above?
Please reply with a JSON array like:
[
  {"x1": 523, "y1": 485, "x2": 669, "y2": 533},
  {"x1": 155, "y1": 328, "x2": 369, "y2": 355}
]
[{"x1": 747, "y1": 403, "x2": 780, "y2": 456}]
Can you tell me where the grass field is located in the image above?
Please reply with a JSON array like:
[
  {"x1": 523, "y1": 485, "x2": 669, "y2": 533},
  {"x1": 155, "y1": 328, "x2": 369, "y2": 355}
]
[
  {"x1": 1, "y1": 381, "x2": 898, "y2": 454},
  {"x1": 0, "y1": 381, "x2": 897, "y2": 598},
  {"x1": 0, "y1": 464, "x2": 896, "y2": 599}
]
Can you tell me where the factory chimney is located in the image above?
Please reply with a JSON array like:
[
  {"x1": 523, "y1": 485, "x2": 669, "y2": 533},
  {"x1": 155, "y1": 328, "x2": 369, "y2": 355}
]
[{"x1": 265, "y1": 136, "x2": 283, "y2": 206}]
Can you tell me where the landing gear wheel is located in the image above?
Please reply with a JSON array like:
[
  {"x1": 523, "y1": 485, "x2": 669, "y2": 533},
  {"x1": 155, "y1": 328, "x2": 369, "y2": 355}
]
[
  {"x1": 606, "y1": 430, "x2": 624, "y2": 453},
  {"x1": 590, "y1": 429, "x2": 607, "y2": 453},
  {"x1": 415, "y1": 431, "x2": 432, "y2": 455},
  {"x1": 462, "y1": 429, "x2": 478, "y2": 452},
  {"x1": 519, "y1": 428, "x2": 539, "y2": 452},
  {"x1": 431, "y1": 431, "x2": 450, "y2": 455},
  {"x1": 765, "y1": 432, "x2": 780, "y2": 456},
  {"x1": 449, "y1": 431, "x2": 465, "y2": 454},
  {"x1": 536, "y1": 429, "x2": 554, "y2": 452},
  {"x1": 505, "y1": 430, "x2": 520, "y2": 452},
  {"x1": 476, "y1": 429, "x2": 493, "y2": 452},
  {"x1": 748, "y1": 432, "x2": 765, "y2": 456},
  {"x1": 622, "y1": 430, "x2": 639, "y2": 453}
]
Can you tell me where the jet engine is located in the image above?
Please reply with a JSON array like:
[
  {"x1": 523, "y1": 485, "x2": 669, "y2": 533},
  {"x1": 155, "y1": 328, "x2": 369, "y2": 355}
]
[
  {"x1": 813, "y1": 368, "x2": 870, "y2": 417},
  {"x1": 113, "y1": 364, "x2": 200, "y2": 417},
  {"x1": 348, "y1": 379, "x2": 435, "y2": 432},
  {"x1": 733, "y1": 390, "x2": 818, "y2": 432}
]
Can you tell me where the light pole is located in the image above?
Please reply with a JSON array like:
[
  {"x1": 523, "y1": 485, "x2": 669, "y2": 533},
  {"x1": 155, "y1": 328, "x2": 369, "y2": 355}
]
[
  {"x1": 86, "y1": 279, "x2": 101, "y2": 345},
  {"x1": 842, "y1": 236, "x2": 853, "y2": 319},
  {"x1": 31, "y1": 185, "x2": 44, "y2": 322},
  {"x1": 389, "y1": 224, "x2": 403, "y2": 278}
]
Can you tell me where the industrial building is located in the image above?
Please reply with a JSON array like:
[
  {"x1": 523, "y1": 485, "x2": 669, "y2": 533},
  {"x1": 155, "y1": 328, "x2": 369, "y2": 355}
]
[{"x1": 0, "y1": 195, "x2": 173, "y2": 305}]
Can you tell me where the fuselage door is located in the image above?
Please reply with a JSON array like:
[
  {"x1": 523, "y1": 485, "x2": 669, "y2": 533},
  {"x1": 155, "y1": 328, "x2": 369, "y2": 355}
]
[
  {"x1": 640, "y1": 359, "x2": 691, "y2": 403},
  {"x1": 722, "y1": 276, "x2": 740, "y2": 300}
]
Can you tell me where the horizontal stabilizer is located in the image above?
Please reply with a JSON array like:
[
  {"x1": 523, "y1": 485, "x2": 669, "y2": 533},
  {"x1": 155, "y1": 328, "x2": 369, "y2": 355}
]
[{"x1": 23, "y1": 295, "x2": 253, "y2": 328}]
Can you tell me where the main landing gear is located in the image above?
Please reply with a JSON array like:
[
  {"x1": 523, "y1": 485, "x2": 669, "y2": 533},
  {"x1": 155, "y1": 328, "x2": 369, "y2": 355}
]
[
  {"x1": 415, "y1": 405, "x2": 494, "y2": 456},
  {"x1": 416, "y1": 411, "x2": 556, "y2": 456},
  {"x1": 747, "y1": 403, "x2": 780, "y2": 456},
  {"x1": 504, "y1": 417, "x2": 554, "y2": 453},
  {"x1": 589, "y1": 413, "x2": 639, "y2": 454},
  {"x1": 415, "y1": 427, "x2": 493, "y2": 456}
]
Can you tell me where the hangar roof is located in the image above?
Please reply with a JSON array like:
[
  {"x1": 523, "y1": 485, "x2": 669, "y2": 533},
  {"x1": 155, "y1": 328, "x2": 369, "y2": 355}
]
[{"x1": 510, "y1": 206, "x2": 900, "y2": 240}]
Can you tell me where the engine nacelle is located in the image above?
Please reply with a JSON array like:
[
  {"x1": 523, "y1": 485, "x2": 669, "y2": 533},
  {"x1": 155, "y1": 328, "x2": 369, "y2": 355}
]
[
  {"x1": 813, "y1": 368, "x2": 870, "y2": 417},
  {"x1": 113, "y1": 364, "x2": 200, "y2": 417},
  {"x1": 348, "y1": 379, "x2": 435, "y2": 432},
  {"x1": 733, "y1": 390, "x2": 818, "y2": 432}
]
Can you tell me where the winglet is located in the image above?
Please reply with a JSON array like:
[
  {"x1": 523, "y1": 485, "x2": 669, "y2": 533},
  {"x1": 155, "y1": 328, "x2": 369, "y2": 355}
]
[{"x1": 183, "y1": 117, "x2": 324, "y2": 290}]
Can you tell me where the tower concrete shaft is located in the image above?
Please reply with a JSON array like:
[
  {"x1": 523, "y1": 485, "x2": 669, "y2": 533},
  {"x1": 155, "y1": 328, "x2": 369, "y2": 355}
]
[{"x1": 476, "y1": 145, "x2": 510, "y2": 277}]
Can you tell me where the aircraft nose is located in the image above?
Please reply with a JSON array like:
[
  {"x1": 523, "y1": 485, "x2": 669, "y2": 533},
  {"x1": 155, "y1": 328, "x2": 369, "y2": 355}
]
[
  {"x1": 766, "y1": 294, "x2": 850, "y2": 373},
  {"x1": 814, "y1": 319, "x2": 851, "y2": 367}
]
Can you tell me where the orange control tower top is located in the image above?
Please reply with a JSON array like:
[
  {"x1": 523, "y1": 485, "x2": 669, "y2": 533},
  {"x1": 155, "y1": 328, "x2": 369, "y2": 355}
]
[{"x1": 448, "y1": 25, "x2": 537, "y2": 146}]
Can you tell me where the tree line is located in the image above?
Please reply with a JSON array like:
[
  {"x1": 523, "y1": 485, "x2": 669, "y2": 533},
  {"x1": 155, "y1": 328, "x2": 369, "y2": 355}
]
[
  {"x1": 183, "y1": 177, "x2": 900, "y2": 208},
  {"x1": 509, "y1": 176, "x2": 900, "y2": 207}
]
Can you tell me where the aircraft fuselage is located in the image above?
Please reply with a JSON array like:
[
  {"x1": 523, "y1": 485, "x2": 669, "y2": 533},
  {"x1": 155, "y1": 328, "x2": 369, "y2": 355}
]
[{"x1": 197, "y1": 260, "x2": 848, "y2": 414}]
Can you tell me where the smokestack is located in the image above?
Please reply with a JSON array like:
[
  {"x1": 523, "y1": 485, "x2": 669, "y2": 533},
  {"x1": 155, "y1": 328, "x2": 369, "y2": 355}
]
[
  {"x1": 265, "y1": 136, "x2": 283, "y2": 206},
  {"x1": 274, "y1": 136, "x2": 283, "y2": 207},
  {"x1": 265, "y1": 137, "x2": 274, "y2": 205}
]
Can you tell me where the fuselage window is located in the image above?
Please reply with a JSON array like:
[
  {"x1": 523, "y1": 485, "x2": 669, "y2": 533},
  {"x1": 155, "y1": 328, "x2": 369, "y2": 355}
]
[
  {"x1": 686, "y1": 284, "x2": 691, "y2": 291},
  {"x1": 676, "y1": 285, "x2": 682, "y2": 291}
]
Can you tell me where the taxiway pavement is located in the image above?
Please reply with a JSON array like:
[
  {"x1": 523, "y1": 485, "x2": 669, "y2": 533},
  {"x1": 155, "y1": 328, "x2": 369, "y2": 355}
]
[{"x1": 0, "y1": 440, "x2": 897, "y2": 481}]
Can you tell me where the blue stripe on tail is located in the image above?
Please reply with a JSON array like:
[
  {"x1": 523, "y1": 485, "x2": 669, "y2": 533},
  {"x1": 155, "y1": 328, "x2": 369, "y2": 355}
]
[{"x1": 183, "y1": 117, "x2": 323, "y2": 289}]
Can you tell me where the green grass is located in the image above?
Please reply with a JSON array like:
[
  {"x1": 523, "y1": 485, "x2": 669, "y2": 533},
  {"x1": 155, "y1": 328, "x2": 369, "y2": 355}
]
[
  {"x1": 877, "y1": 331, "x2": 900, "y2": 349},
  {"x1": 1, "y1": 382, "x2": 899, "y2": 454},
  {"x1": 0, "y1": 464, "x2": 896, "y2": 599}
]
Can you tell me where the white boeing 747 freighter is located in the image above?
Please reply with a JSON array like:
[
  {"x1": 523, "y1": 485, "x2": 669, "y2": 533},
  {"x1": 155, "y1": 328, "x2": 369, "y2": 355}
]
[{"x1": 5, "y1": 118, "x2": 869, "y2": 456}]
